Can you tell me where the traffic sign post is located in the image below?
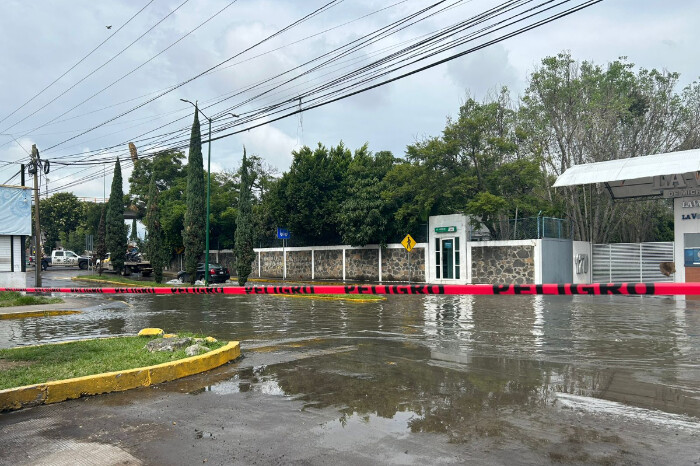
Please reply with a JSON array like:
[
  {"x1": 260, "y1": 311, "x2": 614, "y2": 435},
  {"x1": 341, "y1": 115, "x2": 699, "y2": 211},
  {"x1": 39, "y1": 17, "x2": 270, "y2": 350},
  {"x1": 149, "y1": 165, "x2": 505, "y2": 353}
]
[
  {"x1": 277, "y1": 228, "x2": 290, "y2": 280},
  {"x1": 401, "y1": 234, "x2": 416, "y2": 283}
]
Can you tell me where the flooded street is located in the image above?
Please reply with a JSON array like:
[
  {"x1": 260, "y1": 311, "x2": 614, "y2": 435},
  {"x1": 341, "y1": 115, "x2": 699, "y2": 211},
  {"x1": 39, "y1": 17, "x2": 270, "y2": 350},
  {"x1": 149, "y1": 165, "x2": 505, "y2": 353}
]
[{"x1": 2, "y1": 271, "x2": 700, "y2": 464}]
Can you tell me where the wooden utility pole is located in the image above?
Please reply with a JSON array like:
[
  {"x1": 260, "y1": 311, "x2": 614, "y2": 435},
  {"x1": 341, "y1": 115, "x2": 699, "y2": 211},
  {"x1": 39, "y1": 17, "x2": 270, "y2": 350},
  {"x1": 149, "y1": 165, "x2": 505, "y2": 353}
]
[{"x1": 31, "y1": 144, "x2": 41, "y2": 287}]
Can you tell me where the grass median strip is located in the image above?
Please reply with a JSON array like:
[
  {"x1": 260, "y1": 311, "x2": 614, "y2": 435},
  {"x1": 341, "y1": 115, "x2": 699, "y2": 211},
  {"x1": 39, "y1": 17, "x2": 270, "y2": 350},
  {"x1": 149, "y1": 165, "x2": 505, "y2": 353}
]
[
  {"x1": 74, "y1": 275, "x2": 173, "y2": 287},
  {"x1": 0, "y1": 334, "x2": 225, "y2": 390},
  {"x1": 0, "y1": 291, "x2": 63, "y2": 308}
]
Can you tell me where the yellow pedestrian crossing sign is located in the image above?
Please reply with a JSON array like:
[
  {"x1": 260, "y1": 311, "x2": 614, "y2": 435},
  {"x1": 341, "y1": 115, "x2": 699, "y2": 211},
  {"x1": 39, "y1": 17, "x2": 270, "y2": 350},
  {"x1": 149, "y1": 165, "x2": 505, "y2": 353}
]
[{"x1": 401, "y1": 234, "x2": 416, "y2": 252}]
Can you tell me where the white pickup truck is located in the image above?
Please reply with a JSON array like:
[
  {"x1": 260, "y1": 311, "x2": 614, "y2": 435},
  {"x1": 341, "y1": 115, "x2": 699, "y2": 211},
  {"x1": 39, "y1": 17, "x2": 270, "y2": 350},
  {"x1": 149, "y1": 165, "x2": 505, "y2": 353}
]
[{"x1": 49, "y1": 250, "x2": 91, "y2": 269}]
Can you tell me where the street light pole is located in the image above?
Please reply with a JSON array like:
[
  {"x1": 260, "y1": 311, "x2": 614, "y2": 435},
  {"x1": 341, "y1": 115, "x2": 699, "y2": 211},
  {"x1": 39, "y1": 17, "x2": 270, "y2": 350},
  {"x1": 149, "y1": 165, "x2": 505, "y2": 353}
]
[{"x1": 180, "y1": 100, "x2": 239, "y2": 286}]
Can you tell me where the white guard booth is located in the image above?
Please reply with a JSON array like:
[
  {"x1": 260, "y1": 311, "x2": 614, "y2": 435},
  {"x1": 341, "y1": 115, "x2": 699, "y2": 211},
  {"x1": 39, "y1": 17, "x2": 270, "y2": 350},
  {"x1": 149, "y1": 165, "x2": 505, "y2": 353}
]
[
  {"x1": 553, "y1": 148, "x2": 700, "y2": 292},
  {"x1": 0, "y1": 185, "x2": 31, "y2": 287}
]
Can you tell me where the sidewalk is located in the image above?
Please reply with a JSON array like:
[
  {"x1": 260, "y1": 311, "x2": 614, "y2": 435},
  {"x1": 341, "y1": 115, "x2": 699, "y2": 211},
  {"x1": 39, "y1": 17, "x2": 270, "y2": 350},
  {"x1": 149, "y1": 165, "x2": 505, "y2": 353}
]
[{"x1": 0, "y1": 297, "x2": 93, "y2": 318}]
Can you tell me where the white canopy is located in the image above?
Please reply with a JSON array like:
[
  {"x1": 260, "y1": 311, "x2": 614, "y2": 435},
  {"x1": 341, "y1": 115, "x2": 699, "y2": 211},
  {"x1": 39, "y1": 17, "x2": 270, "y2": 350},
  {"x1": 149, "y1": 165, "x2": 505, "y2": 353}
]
[{"x1": 553, "y1": 149, "x2": 700, "y2": 199}]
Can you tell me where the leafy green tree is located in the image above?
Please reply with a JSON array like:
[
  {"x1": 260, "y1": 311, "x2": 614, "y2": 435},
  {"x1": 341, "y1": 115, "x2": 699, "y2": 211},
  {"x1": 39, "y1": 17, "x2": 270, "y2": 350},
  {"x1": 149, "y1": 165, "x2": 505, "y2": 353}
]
[
  {"x1": 235, "y1": 148, "x2": 256, "y2": 285},
  {"x1": 127, "y1": 149, "x2": 186, "y2": 217},
  {"x1": 183, "y1": 109, "x2": 206, "y2": 283},
  {"x1": 145, "y1": 172, "x2": 165, "y2": 283},
  {"x1": 106, "y1": 159, "x2": 127, "y2": 273},
  {"x1": 269, "y1": 143, "x2": 351, "y2": 245},
  {"x1": 338, "y1": 147, "x2": 397, "y2": 246},
  {"x1": 39, "y1": 192, "x2": 84, "y2": 252},
  {"x1": 521, "y1": 52, "x2": 700, "y2": 242}
]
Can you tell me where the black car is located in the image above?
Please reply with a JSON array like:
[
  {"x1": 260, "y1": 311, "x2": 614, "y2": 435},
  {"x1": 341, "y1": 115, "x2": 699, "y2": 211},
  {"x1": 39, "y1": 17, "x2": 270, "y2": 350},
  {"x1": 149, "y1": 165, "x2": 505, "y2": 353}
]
[{"x1": 177, "y1": 263, "x2": 230, "y2": 284}]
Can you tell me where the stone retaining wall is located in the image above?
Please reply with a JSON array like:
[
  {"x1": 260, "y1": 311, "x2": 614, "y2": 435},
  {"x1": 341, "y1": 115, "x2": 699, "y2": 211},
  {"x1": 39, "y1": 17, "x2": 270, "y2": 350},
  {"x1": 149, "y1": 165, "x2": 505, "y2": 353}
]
[
  {"x1": 471, "y1": 245, "x2": 534, "y2": 284},
  {"x1": 382, "y1": 247, "x2": 425, "y2": 282},
  {"x1": 345, "y1": 248, "x2": 379, "y2": 281},
  {"x1": 314, "y1": 250, "x2": 343, "y2": 280}
]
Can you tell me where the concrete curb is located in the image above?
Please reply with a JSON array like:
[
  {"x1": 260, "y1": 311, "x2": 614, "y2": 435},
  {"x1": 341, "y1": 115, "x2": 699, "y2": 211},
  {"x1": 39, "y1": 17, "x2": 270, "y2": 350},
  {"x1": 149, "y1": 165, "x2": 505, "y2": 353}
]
[{"x1": 0, "y1": 341, "x2": 241, "y2": 411}]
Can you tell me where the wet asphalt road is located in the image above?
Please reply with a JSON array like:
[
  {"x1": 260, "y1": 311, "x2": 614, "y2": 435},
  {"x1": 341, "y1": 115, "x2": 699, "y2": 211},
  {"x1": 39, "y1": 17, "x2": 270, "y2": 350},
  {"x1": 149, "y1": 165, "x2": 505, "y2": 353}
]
[{"x1": 1, "y1": 269, "x2": 699, "y2": 465}]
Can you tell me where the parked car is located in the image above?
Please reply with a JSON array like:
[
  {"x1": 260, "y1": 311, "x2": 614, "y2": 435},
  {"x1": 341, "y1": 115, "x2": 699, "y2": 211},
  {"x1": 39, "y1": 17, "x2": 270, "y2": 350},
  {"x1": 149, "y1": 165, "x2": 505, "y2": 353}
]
[{"x1": 177, "y1": 263, "x2": 230, "y2": 284}]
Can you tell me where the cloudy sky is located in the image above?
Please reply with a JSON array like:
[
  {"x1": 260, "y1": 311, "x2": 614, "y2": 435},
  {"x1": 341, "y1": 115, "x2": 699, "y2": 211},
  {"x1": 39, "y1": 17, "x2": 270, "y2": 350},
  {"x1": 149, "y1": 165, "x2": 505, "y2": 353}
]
[{"x1": 0, "y1": 0, "x2": 698, "y2": 199}]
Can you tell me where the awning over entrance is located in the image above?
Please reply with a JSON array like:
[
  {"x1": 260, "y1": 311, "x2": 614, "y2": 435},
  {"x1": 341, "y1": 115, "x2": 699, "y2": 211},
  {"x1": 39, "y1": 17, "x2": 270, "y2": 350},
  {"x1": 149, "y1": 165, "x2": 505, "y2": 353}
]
[{"x1": 553, "y1": 149, "x2": 700, "y2": 199}]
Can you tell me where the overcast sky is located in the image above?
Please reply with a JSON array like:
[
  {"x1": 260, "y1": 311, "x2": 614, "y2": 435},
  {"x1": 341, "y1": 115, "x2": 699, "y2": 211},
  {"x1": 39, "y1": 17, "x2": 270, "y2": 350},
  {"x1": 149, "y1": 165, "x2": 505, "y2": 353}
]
[{"x1": 1, "y1": 0, "x2": 698, "y2": 200}]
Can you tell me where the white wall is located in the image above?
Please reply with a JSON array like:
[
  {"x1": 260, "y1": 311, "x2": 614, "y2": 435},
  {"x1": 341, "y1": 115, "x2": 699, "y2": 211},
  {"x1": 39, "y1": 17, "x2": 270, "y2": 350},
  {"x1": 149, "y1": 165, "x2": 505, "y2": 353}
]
[
  {"x1": 673, "y1": 196, "x2": 700, "y2": 284},
  {"x1": 0, "y1": 272, "x2": 25, "y2": 287}
]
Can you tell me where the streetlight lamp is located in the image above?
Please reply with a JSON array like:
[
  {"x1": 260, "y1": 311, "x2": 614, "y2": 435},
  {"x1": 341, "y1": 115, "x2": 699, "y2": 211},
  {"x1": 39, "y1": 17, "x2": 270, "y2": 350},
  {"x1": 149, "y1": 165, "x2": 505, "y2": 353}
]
[{"x1": 180, "y1": 99, "x2": 238, "y2": 285}]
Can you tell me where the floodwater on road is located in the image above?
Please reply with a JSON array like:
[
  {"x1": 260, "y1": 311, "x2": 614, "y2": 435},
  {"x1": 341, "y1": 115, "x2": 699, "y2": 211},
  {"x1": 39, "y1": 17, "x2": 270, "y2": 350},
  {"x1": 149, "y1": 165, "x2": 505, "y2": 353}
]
[{"x1": 2, "y1": 272, "x2": 700, "y2": 464}]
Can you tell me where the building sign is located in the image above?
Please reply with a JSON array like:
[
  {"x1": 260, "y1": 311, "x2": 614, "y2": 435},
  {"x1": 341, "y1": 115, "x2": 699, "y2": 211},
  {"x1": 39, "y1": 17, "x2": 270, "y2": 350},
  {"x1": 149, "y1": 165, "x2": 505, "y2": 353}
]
[
  {"x1": 653, "y1": 174, "x2": 700, "y2": 198},
  {"x1": 434, "y1": 226, "x2": 457, "y2": 233},
  {"x1": 0, "y1": 186, "x2": 31, "y2": 235}
]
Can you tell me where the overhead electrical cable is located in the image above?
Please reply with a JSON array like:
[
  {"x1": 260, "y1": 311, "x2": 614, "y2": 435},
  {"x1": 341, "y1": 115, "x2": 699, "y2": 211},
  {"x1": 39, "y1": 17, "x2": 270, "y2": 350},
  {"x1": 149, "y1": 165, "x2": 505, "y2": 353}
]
[
  {"x1": 41, "y1": 0, "x2": 351, "y2": 151},
  {"x1": 0, "y1": 0, "x2": 156, "y2": 128},
  {"x1": 0, "y1": 0, "x2": 191, "y2": 135},
  {"x1": 42, "y1": 0, "x2": 604, "y2": 194}
]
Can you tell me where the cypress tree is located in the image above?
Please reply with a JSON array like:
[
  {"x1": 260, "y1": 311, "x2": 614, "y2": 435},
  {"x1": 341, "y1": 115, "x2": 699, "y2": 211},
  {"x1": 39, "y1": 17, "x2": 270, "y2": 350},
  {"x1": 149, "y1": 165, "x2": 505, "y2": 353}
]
[
  {"x1": 145, "y1": 172, "x2": 165, "y2": 283},
  {"x1": 96, "y1": 205, "x2": 106, "y2": 274},
  {"x1": 183, "y1": 108, "x2": 205, "y2": 283},
  {"x1": 106, "y1": 158, "x2": 127, "y2": 273},
  {"x1": 130, "y1": 218, "x2": 138, "y2": 242},
  {"x1": 235, "y1": 147, "x2": 255, "y2": 286}
]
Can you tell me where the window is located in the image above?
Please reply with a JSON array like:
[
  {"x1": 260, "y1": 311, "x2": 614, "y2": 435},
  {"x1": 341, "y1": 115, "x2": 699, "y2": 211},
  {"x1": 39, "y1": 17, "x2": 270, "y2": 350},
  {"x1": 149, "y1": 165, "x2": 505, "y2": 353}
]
[
  {"x1": 55, "y1": 251, "x2": 64, "y2": 257},
  {"x1": 435, "y1": 238, "x2": 440, "y2": 278},
  {"x1": 455, "y1": 237, "x2": 460, "y2": 280}
]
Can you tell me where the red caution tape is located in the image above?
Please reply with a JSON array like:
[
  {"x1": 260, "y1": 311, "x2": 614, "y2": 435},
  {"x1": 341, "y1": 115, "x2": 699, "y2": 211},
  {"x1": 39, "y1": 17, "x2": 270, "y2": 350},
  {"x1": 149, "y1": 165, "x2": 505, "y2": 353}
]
[{"x1": 2, "y1": 283, "x2": 700, "y2": 295}]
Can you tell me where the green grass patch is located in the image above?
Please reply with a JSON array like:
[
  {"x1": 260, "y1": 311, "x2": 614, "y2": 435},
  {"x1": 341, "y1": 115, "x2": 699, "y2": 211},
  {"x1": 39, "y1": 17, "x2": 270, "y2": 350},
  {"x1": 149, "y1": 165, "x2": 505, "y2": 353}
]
[
  {"x1": 75, "y1": 275, "x2": 174, "y2": 287},
  {"x1": 0, "y1": 334, "x2": 225, "y2": 390},
  {"x1": 0, "y1": 291, "x2": 63, "y2": 308}
]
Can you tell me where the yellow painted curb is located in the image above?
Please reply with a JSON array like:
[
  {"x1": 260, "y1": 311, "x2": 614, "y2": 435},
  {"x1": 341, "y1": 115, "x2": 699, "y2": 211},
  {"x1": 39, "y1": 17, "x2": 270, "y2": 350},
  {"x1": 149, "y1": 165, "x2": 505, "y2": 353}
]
[
  {"x1": 0, "y1": 310, "x2": 81, "y2": 320},
  {"x1": 71, "y1": 277, "x2": 156, "y2": 287},
  {"x1": 0, "y1": 341, "x2": 240, "y2": 411},
  {"x1": 275, "y1": 294, "x2": 385, "y2": 303}
]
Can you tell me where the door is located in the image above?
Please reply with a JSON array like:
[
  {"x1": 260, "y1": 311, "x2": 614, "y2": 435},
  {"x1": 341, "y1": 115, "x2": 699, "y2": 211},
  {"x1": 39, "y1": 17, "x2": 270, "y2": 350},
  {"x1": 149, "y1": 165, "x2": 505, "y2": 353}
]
[
  {"x1": 54, "y1": 251, "x2": 64, "y2": 265},
  {"x1": 435, "y1": 237, "x2": 460, "y2": 280},
  {"x1": 441, "y1": 239, "x2": 454, "y2": 279}
]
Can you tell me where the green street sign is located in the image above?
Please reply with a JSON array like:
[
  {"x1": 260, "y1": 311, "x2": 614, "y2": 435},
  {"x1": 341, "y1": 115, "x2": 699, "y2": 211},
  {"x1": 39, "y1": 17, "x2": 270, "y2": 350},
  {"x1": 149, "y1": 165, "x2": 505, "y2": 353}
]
[{"x1": 434, "y1": 226, "x2": 457, "y2": 233}]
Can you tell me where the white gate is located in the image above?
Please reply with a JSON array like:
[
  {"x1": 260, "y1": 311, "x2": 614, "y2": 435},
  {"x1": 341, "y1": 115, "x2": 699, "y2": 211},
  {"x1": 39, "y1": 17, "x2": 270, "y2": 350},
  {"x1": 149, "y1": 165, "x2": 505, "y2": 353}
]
[{"x1": 592, "y1": 242, "x2": 674, "y2": 282}]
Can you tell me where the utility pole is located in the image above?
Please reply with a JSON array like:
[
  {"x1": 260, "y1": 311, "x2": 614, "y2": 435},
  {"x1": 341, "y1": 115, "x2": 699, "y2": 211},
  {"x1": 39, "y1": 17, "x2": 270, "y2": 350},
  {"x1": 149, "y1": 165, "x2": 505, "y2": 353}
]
[{"x1": 31, "y1": 144, "x2": 42, "y2": 287}]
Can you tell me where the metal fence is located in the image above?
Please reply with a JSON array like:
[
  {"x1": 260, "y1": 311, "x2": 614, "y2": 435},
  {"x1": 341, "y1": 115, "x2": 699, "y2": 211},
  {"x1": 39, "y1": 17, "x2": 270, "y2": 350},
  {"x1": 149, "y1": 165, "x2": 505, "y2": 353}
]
[
  {"x1": 506, "y1": 216, "x2": 571, "y2": 240},
  {"x1": 592, "y1": 242, "x2": 674, "y2": 283}
]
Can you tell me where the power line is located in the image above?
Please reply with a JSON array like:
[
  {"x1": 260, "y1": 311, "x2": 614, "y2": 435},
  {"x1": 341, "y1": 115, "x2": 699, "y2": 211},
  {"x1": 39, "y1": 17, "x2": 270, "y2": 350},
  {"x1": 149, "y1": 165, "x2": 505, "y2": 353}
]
[
  {"x1": 0, "y1": 0, "x2": 156, "y2": 127},
  {"x1": 42, "y1": 0, "x2": 604, "y2": 194},
  {"x1": 0, "y1": 0, "x2": 190, "y2": 135},
  {"x1": 41, "y1": 0, "x2": 345, "y2": 152}
]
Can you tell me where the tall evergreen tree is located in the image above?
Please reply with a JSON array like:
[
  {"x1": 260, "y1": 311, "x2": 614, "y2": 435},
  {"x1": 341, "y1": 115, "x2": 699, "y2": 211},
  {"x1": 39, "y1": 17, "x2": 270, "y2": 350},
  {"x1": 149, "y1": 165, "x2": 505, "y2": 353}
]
[
  {"x1": 145, "y1": 172, "x2": 165, "y2": 283},
  {"x1": 130, "y1": 218, "x2": 138, "y2": 242},
  {"x1": 96, "y1": 205, "x2": 106, "y2": 274},
  {"x1": 235, "y1": 147, "x2": 255, "y2": 285},
  {"x1": 106, "y1": 159, "x2": 127, "y2": 273},
  {"x1": 183, "y1": 108, "x2": 206, "y2": 283}
]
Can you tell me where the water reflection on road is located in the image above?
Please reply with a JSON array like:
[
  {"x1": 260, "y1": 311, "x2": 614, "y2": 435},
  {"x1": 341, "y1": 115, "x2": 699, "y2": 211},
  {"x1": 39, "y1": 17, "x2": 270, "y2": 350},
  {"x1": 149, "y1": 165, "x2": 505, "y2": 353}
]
[{"x1": 2, "y1": 287, "x2": 699, "y2": 452}]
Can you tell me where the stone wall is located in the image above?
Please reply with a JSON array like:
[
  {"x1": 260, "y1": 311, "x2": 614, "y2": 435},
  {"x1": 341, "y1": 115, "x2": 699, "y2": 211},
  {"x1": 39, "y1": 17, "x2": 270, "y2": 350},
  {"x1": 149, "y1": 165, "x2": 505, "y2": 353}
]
[
  {"x1": 345, "y1": 248, "x2": 379, "y2": 281},
  {"x1": 471, "y1": 245, "x2": 534, "y2": 284},
  {"x1": 287, "y1": 250, "x2": 312, "y2": 279},
  {"x1": 259, "y1": 251, "x2": 284, "y2": 278},
  {"x1": 382, "y1": 247, "x2": 425, "y2": 282},
  {"x1": 314, "y1": 250, "x2": 343, "y2": 279}
]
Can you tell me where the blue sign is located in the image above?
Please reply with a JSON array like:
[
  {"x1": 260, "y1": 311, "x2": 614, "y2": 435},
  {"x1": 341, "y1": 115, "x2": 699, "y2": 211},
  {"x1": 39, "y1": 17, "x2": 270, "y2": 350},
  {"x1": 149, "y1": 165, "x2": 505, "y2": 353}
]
[{"x1": 277, "y1": 228, "x2": 290, "y2": 239}]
